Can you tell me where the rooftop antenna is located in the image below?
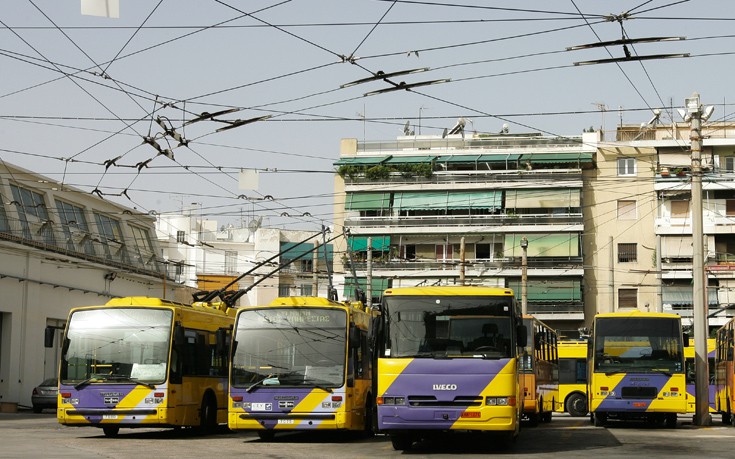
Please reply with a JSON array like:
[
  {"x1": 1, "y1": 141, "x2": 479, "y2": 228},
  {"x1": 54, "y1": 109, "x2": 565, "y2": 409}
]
[
  {"x1": 403, "y1": 120, "x2": 414, "y2": 136},
  {"x1": 592, "y1": 102, "x2": 607, "y2": 133}
]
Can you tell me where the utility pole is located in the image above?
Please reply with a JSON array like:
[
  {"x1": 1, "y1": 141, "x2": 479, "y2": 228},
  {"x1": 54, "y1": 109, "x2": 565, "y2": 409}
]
[
  {"x1": 459, "y1": 237, "x2": 466, "y2": 286},
  {"x1": 679, "y1": 92, "x2": 714, "y2": 426},
  {"x1": 366, "y1": 236, "x2": 373, "y2": 309},
  {"x1": 521, "y1": 237, "x2": 528, "y2": 315}
]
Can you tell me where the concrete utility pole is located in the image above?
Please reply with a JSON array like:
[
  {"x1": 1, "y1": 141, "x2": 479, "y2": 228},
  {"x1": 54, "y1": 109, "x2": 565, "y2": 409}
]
[
  {"x1": 521, "y1": 237, "x2": 528, "y2": 315},
  {"x1": 681, "y1": 92, "x2": 713, "y2": 426},
  {"x1": 366, "y1": 237, "x2": 373, "y2": 309}
]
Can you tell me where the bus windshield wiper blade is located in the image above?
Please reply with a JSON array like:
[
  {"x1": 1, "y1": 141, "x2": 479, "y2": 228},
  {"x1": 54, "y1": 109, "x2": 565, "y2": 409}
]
[
  {"x1": 74, "y1": 376, "x2": 103, "y2": 390},
  {"x1": 106, "y1": 374, "x2": 156, "y2": 389},
  {"x1": 246, "y1": 374, "x2": 275, "y2": 393}
]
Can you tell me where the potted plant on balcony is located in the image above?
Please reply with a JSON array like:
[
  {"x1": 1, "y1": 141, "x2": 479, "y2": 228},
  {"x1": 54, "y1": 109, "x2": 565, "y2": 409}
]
[{"x1": 659, "y1": 167, "x2": 670, "y2": 177}]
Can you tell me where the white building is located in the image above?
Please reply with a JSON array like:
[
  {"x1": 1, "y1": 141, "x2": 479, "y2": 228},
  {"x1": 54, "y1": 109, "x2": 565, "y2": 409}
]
[
  {"x1": 0, "y1": 162, "x2": 170, "y2": 410},
  {"x1": 156, "y1": 212, "x2": 342, "y2": 307}
]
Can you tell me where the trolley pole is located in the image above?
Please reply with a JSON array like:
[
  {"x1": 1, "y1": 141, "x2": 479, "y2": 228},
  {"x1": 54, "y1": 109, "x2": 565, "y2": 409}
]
[
  {"x1": 683, "y1": 92, "x2": 712, "y2": 426},
  {"x1": 521, "y1": 237, "x2": 528, "y2": 315}
]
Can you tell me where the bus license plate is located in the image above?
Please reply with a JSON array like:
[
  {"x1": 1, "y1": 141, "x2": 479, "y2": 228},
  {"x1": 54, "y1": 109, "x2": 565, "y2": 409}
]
[
  {"x1": 103, "y1": 414, "x2": 118, "y2": 420},
  {"x1": 251, "y1": 403, "x2": 272, "y2": 411},
  {"x1": 277, "y1": 419, "x2": 294, "y2": 424}
]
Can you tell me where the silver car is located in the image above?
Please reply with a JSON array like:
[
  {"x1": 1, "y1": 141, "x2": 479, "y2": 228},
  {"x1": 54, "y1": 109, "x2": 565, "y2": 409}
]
[{"x1": 31, "y1": 378, "x2": 57, "y2": 413}]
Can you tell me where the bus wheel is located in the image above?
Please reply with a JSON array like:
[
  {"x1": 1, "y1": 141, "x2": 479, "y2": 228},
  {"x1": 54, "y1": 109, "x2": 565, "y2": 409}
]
[
  {"x1": 665, "y1": 414, "x2": 677, "y2": 428},
  {"x1": 566, "y1": 393, "x2": 588, "y2": 417},
  {"x1": 722, "y1": 412, "x2": 731, "y2": 425},
  {"x1": 257, "y1": 431, "x2": 275, "y2": 441},
  {"x1": 593, "y1": 412, "x2": 607, "y2": 427},
  {"x1": 541, "y1": 411, "x2": 552, "y2": 423},
  {"x1": 730, "y1": 414, "x2": 735, "y2": 428},
  {"x1": 199, "y1": 396, "x2": 217, "y2": 433},
  {"x1": 390, "y1": 433, "x2": 413, "y2": 451},
  {"x1": 526, "y1": 412, "x2": 539, "y2": 427},
  {"x1": 362, "y1": 398, "x2": 375, "y2": 438},
  {"x1": 102, "y1": 426, "x2": 120, "y2": 438}
]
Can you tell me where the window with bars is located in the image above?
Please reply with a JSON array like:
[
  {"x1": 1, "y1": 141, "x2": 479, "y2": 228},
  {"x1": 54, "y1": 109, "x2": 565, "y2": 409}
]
[
  {"x1": 618, "y1": 243, "x2": 637, "y2": 263},
  {"x1": 618, "y1": 288, "x2": 638, "y2": 308},
  {"x1": 224, "y1": 250, "x2": 238, "y2": 275},
  {"x1": 176, "y1": 231, "x2": 186, "y2": 243}
]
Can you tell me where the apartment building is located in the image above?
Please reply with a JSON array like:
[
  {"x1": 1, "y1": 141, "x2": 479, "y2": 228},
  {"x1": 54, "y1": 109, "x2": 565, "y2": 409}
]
[
  {"x1": 0, "y1": 161, "x2": 169, "y2": 409},
  {"x1": 333, "y1": 126, "x2": 599, "y2": 335},
  {"x1": 589, "y1": 120, "x2": 735, "y2": 332}
]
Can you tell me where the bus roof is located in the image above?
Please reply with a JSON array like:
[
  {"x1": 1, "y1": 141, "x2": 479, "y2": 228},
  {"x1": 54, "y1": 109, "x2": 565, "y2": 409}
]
[
  {"x1": 98, "y1": 296, "x2": 236, "y2": 317},
  {"x1": 268, "y1": 296, "x2": 346, "y2": 307},
  {"x1": 594, "y1": 310, "x2": 682, "y2": 320},
  {"x1": 382, "y1": 286, "x2": 515, "y2": 297}
]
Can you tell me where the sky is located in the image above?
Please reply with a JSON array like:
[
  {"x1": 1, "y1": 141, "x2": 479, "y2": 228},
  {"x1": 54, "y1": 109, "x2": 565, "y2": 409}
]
[{"x1": 2, "y1": 0, "x2": 734, "y2": 233}]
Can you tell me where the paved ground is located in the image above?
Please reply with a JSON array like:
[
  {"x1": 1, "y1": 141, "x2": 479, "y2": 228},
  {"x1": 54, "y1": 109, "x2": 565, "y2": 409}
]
[{"x1": 2, "y1": 409, "x2": 734, "y2": 458}]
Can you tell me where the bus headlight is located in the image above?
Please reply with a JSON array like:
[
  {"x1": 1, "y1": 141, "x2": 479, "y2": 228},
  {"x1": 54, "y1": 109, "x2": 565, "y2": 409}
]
[
  {"x1": 486, "y1": 397, "x2": 514, "y2": 406},
  {"x1": 378, "y1": 396, "x2": 406, "y2": 405}
]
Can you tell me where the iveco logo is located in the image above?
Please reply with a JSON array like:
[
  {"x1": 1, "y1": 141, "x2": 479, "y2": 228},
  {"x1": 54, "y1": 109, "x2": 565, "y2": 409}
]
[
  {"x1": 432, "y1": 384, "x2": 458, "y2": 391},
  {"x1": 104, "y1": 397, "x2": 120, "y2": 404}
]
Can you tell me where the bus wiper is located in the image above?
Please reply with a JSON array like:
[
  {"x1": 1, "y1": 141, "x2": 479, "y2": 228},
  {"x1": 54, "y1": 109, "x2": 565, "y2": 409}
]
[
  {"x1": 74, "y1": 375, "x2": 104, "y2": 390},
  {"x1": 301, "y1": 378, "x2": 334, "y2": 393},
  {"x1": 106, "y1": 374, "x2": 156, "y2": 389},
  {"x1": 246, "y1": 374, "x2": 276, "y2": 392},
  {"x1": 651, "y1": 369, "x2": 672, "y2": 376}
]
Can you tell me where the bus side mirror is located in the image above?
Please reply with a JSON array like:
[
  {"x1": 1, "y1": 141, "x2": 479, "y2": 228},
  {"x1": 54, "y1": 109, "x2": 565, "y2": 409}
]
[
  {"x1": 349, "y1": 325, "x2": 361, "y2": 349},
  {"x1": 44, "y1": 327, "x2": 55, "y2": 348},
  {"x1": 534, "y1": 332, "x2": 544, "y2": 351},
  {"x1": 174, "y1": 323, "x2": 185, "y2": 346},
  {"x1": 517, "y1": 324, "x2": 527, "y2": 348},
  {"x1": 683, "y1": 333, "x2": 689, "y2": 347}
]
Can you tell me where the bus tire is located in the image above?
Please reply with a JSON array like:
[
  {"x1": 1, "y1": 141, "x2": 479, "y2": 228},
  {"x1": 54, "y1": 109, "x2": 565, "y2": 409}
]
[
  {"x1": 199, "y1": 394, "x2": 217, "y2": 433},
  {"x1": 102, "y1": 426, "x2": 120, "y2": 438},
  {"x1": 258, "y1": 431, "x2": 275, "y2": 441},
  {"x1": 390, "y1": 433, "x2": 413, "y2": 451},
  {"x1": 526, "y1": 412, "x2": 539, "y2": 427},
  {"x1": 593, "y1": 412, "x2": 607, "y2": 427},
  {"x1": 362, "y1": 397, "x2": 375, "y2": 437},
  {"x1": 566, "y1": 393, "x2": 588, "y2": 417},
  {"x1": 665, "y1": 413, "x2": 677, "y2": 428}
]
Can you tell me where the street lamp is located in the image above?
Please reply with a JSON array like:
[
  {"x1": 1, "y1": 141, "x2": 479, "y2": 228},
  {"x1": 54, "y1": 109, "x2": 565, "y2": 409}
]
[
  {"x1": 680, "y1": 92, "x2": 714, "y2": 426},
  {"x1": 521, "y1": 237, "x2": 528, "y2": 315}
]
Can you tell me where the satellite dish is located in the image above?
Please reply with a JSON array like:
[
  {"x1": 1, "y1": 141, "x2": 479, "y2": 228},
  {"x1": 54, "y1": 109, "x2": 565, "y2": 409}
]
[{"x1": 248, "y1": 216, "x2": 262, "y2": 233}]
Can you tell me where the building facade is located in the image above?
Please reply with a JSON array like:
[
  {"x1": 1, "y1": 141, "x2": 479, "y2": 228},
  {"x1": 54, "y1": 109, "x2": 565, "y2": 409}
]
[
  {"x1": 0, "y1": 162, "x2": 170, "y2": 409},
  {"x1": 333, "y1": 129, "x2": 599, "y2": 336},
  {"x1": 156, "y1": 213, "x2": 339, "y2": 307},
  {"x1": 588, "y1": 121, "x2": 735, "y2": 332}
]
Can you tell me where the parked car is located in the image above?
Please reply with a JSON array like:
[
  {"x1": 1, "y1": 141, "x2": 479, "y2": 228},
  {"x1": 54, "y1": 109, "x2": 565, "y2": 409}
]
[{"x1": 31, "y1": 378, "x2": 57, "y2": 413}]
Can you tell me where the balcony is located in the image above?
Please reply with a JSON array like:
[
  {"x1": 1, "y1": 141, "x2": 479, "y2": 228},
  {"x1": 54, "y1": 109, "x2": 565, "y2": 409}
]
[{"x1": 345, "y1": 212, "x2": 583, "y2": 229}]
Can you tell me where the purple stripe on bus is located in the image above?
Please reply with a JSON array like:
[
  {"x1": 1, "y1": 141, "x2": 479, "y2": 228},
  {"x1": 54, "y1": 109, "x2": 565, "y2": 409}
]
[
  {"x1": 382, "y1": 358, "x2": 509, "y2": 397},
  {"x1": 596, "y1": 373, "x2": 673, "y2": 412}
]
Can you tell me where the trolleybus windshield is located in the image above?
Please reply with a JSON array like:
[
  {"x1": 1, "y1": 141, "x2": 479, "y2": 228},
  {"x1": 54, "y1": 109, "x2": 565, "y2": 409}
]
[
  {"x1": 231, "y1": 308, "x2": 347, "y2": 389},
  {"x1": 61, "y1": 308, "x2": 172, "y2": 385},
  {"x1": 383, "y1": 295, "x2": 515, "y2": 359},
  {"x1": 594, "y1": 317, "x2": 683, "y2": 374}
]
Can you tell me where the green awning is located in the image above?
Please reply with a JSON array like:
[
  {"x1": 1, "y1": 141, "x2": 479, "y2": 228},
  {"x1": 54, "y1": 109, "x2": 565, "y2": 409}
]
[
  {"x1": 435, "y1": 154, "x2": 482, "y2": 163},
  {"x1": 478, "y1": 154, "x2": 521, "y2": 162},
  {"x1": 395, "y1": 191, "x2": 446, "y2": 210},
  {"x1": 504, "y1": 233, "x2": 580, "y2": 257},
  {"x1": 662, "y1": 286, "x2": 718, "y2": 306},
  {"x1": 280, "y1": 242, "x2": 315, "y2": 259},
  {"x1": 520, "y1": 153, "x2": 593, "y2": 164},
  {"x1": 344, "y1": 277, "x2": 389, "y2": 300},
  {"x1": 384, "y1": 155, "x2": 436, "y2": 165},
  {"x1": 395, "y1": 191, "x2": 501, "y2": 210},
  {"x1": 506, "y1": 189, "x2": 581, "y2": 208},
  {"x1": 446, "y1": 191, "x2": 501, "y2": 209},
  {"x1": 508, "y1": 280, "x2": 582, "y2": 302},
  {"x1": 349, "y1": 236, "x2": 391, "y2": 252},
  {"x1": 345, "y1": 192, "x2": 391, "y2": 211},
  {"x1": 334, "y1": 156, "x2": 390, "y2": 166}
]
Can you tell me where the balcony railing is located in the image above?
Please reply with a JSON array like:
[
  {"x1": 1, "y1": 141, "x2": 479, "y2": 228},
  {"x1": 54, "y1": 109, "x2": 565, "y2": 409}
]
[
  {"x1": 344, "y1": 169, "x2": 583, "y2": 186},
  {"x1": 345, "y1": 212, "x2": 583, "y2": 229},
  {"x1": 348, "y1": 256, "x2": 583, "y2": 271}
]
